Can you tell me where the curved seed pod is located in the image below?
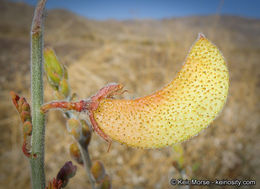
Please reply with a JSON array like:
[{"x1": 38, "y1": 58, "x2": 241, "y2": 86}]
[{"x1": 92, "y1": 34, "x2": 229, "y2": 148}]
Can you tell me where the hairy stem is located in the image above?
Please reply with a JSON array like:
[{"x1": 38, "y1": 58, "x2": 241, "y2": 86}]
[
  {"x1": 66, "y1": 111, "x2": 96, "y2": 189},
  {"x1": 78, "y1": 143, "x2": 96, "y2": 189},
  {"x1": 30, "y1": 0, "x2": 47, "y2": 188}
]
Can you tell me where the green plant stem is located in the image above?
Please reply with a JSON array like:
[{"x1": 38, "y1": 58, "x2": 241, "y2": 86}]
[
  {"x1": 66, "y1": 112, "x2": 96, "y2": 189},
  {"x1": 78, "y1": 144, "x2": 96, "y2": 189},
  {"x1": 30, "y1": 0, "x2": 47, "y2": 188}
]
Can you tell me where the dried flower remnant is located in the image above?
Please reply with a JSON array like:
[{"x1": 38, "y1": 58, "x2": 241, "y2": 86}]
[
  {"x1": 56, "y1": 161, "x2": 77, "y2": 188},
  {"x1": 46, "y1": 161, "x2": 77, "y2": 189}
]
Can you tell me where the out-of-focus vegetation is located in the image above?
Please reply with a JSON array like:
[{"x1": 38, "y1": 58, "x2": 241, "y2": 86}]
[{"x1": 0, "y1": 1, "x2": 259, "y2": 188}]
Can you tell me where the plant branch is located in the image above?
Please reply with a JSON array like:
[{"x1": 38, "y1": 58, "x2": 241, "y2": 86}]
[
  {"x1": 43, "y1": 46, "x2": 96, "y2": 188},
  {"x1": 30, "y1": 0, "x2": 47, "y2": 188},
  {"x1": 78, "y1": 143, "x2": 96, "y2": 189},
  {"x1": 66, "y1": 111, "x2": 96, "y2": 189}
]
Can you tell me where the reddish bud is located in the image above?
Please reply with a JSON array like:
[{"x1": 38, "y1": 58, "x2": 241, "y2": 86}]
[
  {"x1": 10, "y1": 92, "x2": 34, "y2": 158},
  {"x1": 22, "y1": 142, "x2": 31, "y2": 158},
  {"x1": 45, "y1": 178, "x2": 62, "y2": 189},
  {"x1": 20, "y1": 111, "x2": 31, "y2": 123},
  {"x1": 21, "y1": 102, "x2": 31, "y2": 112},
  {"x1": 23, "y1": 121, "x2": 32, "y2": 137},
  {"x1": 10, "y1": 91, "x2": 20, "y2": 109},
  {"x1": 18, "y1": 97, "x2": 26, "y2": 113},
  {"x1": 56, "y1": 161, "x2": 77, "y2": 188},
  {"x1": 22, "y1": 141, "x2": 36, "y2": 158}
]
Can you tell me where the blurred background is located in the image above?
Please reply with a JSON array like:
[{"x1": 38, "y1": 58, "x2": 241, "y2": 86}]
[{"x1": 0, "y1": 0, "x2": 259, "y2": 188}]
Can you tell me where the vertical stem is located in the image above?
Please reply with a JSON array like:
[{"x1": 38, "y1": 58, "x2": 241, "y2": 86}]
[
  {"x1": 30, "y1": 0, "x2": 47, "y2": 188},
  {"x1": 66, "y1": 112, "x2": 96, "y2": 189},
  {"x1": 78, "y1": 144, "x2": 96, "y2": 189}
]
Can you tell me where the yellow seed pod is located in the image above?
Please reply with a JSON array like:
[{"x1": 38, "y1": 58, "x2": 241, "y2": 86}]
[{"x1": 93, "y1": 34, "x2": 229, "y2": 148}]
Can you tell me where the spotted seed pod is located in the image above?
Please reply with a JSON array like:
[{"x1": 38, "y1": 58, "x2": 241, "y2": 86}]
[{"x1": 92, "y1": 34, "x2": 229, "y2": 148}]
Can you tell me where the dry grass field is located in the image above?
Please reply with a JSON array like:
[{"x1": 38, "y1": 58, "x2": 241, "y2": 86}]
[{"x1": 0, "y1": 1, "x2": 259, "y2": 188}]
